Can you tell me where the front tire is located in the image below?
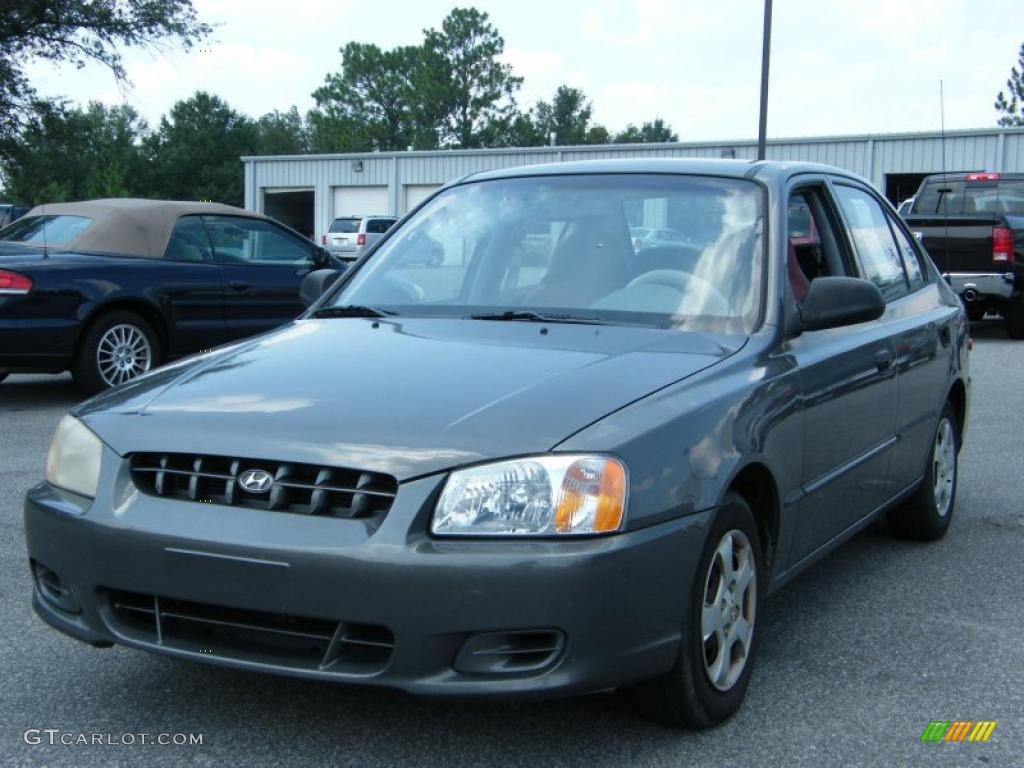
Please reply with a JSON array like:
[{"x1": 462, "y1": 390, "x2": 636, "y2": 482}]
[
  {"x1": 632, "y1": 493, "x2": 764, "y2": 728},
  {"x1": 887, "y1": 402, "x2": 959, "y2": 540},
  {"x1": 72, "y1": 311, "x2": 160, "y2": 395}
]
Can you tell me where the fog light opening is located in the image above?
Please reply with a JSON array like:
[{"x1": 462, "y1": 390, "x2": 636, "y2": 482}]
[{"x1": 32, "y1": 561, "x2": 81, "y2": 614}]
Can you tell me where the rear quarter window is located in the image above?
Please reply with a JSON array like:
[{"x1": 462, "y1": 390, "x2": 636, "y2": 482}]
[{"x1": 0, "y1": 215, "x2": 92, "y2": 245}]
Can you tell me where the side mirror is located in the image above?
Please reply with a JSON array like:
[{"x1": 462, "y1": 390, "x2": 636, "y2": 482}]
[
  {"x1": 300, "y1": 267, "x2": 344, "y2": 307},
  {"x1": 312, "y1": 246, "x2": 331, "y2": 267},
  {"x1": 798, "y1": 276, "x2": 885, "y2": 332}
]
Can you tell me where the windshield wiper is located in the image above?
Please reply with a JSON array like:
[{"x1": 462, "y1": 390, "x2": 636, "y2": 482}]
[
  {"x1": 469, "y1": 310, "x2": 610, "y2": 325},
  {"x1": 311, "y1": 305, "x2": 397, "y2": 318}
]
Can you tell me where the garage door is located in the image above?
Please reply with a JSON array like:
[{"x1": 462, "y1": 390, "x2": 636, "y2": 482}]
[
  {"x1": 331, "y1": 186, "x2": 389, "y2": 219},
  {"x1": 404, "y1": 184, "x2": 440, "y2": 214}
]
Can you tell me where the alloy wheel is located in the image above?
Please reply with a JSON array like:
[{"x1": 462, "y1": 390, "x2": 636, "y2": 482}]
[
  {"x1": 96, "y1": 323, "x2": 152, "y2": 387},
  {"x1": 701, "y1": 529, "x2": 757, "y2": 692},
  {"x1": 933, "y1": 418, "x2": 956, "y2": 518}
]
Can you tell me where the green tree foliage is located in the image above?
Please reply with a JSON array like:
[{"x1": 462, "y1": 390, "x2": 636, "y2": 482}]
[
  {"x1": 256, "y1": 107, "x2": 311, "y2": 155},
  {"x1": 0, "y1": 0, "x2": 210, "y2": 142},
  {"x1": 517, "y1": 85, "x2": 610, "y2": 146},
  {"x1": 146, "y1": 91, "x2": 260, "y2": 206},
  {"x1": 995, "y1": 43, "x2": 1024, "y2": 127},
  {"x1": 613, "y1": 118, "x2": 678, "y2": 144},
  {"x1": 311, "y1": 43, "x2": 421, "y2": 151},
  {"x1": 423, "y1": 8, "x2": 522, "y2": 148},
  {"x1": 0, "y1": 100, "x2": 149, "y2": 204}
]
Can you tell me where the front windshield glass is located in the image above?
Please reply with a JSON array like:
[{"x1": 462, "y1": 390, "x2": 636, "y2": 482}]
[{"x1": 331, "y1": 174, "x2": 765, "y2": 333}]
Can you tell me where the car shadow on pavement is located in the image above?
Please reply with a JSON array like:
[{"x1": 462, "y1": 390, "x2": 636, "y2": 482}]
[
  {"x1": 967, "y1": 317, "x2": 1010, "y2": 341},
  {"x1": 0, "y1": 374, "x2": 84, "y2": 409}
]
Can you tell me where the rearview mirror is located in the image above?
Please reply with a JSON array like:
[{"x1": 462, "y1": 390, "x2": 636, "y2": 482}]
[
  {"x1": 300, "y1": 267, "x2": 344, "y2": 308},
  {"x1": 798, "y1": 277, "x2": 885, "y2": 332}
]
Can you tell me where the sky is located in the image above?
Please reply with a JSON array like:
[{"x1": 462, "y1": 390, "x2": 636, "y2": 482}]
[{"x1": 21, "y1": 0, "x2": 1024, "y2": 142}]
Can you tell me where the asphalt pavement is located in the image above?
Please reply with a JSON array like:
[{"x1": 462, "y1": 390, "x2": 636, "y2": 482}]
[{"x1": 1, "y1": 319, "x2": 1021, "y2": 767}]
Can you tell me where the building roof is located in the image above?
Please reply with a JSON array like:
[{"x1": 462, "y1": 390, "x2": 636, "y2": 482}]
[{"x1": 23, "y1": 198, "x2": 263, "y2": 258}]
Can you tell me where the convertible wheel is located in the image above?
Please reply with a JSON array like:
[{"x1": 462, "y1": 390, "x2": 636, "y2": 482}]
[
  {"x1": 888, "y1": 402, "x2": 959, "y2": 540},
  {"x1": 73, "y1": 311, "x2": 160, "y2": 395},
  {"x1": 632, "y1": 492, "x2": 763, "y2": 728}
]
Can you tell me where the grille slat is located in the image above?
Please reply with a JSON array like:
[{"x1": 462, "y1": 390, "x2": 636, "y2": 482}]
[
  {"x1": 130, "y1": 452, "x2": 397, "y2": 519},
  {"x1": 103, "y1": 590, "x2": 394, "y2": 674}
]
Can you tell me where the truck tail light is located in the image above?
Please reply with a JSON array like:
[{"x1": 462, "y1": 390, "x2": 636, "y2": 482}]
[
  {"x1": 0, "y1": 270, "x2": 32, "y2": 294},
  {"x1": 356, "y1": 233, "x2": 366, "y2": 246},
  {"x1": 993, "y1": 226, "x2": 1014, "y2": 265},
  {"x1": 966, "y1": 172, "x2": 1000, "y2": 182}
]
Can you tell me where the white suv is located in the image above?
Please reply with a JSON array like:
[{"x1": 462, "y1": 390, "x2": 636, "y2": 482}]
[{"x1": 323, "y1": 216, "x2": 397, "y2": 261}]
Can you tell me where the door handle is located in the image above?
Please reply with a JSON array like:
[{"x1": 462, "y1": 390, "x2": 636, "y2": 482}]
[
  {"x1": 874, "y1": 349, "x2": 893, "y2": 372},
  {"x1": 229, "y1": 280, "x2": 249, "y2": 291}
]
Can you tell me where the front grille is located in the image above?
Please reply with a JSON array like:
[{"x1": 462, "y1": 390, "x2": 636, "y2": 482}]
[
  {"x1": 129, "y1": 453, "x2": 397, "y2": 518},
  {"x1": 102, "y1": 590, "x2": 394, "y2": 674}
]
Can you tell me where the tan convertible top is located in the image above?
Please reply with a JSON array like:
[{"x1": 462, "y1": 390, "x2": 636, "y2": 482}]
[{"x1": 23, "y1": 198, "x2": 268, "y2": 258}]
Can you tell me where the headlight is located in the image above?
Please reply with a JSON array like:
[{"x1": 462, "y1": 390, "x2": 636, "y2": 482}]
[
  {"x1": 46, "y1": 415, "x2": 103, "y2": 498},
  {"x1": 432, "y1": 455, "x2": 627, "y2": 537}
]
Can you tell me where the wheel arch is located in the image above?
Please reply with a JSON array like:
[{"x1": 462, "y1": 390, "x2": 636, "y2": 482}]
[
  {"x1": 946, "y1": 377, "x2": 967, "y2": 447},
  {"x1": 77, "y1": 299, "x2": 168, "y2": 361},
  {"x1": 723, "y1": 460, "x2": 781, "y2": 572}
]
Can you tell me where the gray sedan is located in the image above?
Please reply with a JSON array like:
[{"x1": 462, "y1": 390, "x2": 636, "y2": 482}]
[{"x1": 26, "y1": 159, "x2": 969, "y2": 729}]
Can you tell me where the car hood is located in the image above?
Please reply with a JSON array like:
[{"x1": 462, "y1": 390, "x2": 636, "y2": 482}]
[{"x1": 78, "y1": 318, "x2": 744, "y2": 480}]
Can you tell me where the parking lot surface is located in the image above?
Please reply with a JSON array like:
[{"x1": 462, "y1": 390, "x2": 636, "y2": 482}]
[{"x1": 1, "y1": 320, "x2": 1021, "y2": 768}]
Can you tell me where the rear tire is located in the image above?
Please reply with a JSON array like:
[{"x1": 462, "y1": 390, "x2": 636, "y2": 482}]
[
  {"x1": 1004, "y1": 296, "x2": 1024, "y2": 340},
  {"x1": 632, "y1": 493, "x2": 764, "y2": 728},
  {"x1": 72, "y1": 311, "x2": 160, "y2": 395},
  {"x1": 887, "y1": 402, "x2": 959, "y2": 541}
]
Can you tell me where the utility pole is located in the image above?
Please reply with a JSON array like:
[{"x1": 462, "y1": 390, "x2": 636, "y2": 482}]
[{"x1": 757, "y1": 0, "x2": 773, "y2": 160}]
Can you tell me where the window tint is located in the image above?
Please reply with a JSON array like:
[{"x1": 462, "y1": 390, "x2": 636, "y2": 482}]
[
  {"x1": 0, "y1": 215, "x2": 92, "y2": 245},
  {"x1": 203, "y1": 216, "x2": 313, "y2": 266},
  {"x1": 164, "y1": 216, "x2": 212, "y2": 262},
  {"x1": 914, "y1": 180, "x2": 964, "y2": 215},
  {"x1": 834, "y1": 185, "x2": 908, "y2": 300},
  {"x1": 366, "y1": 219, "x2": 394, "y2": 234},
  {"x1": 329, "y1": 218, "x2": 361, "y2": 233},
  {"x1": 964, "y1": 180, "x2": 1024, "y2": 215},
  {"x1": 886, "y1": 214, "x2": 926, "y2": 288}
]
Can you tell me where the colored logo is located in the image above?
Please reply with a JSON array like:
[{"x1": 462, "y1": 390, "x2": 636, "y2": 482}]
[
  {"x1": 237, "y1": 469, "x2": 274, "y2": 494},
  {"x1": 921, "y1": 720, "x2": 996, "y2": 742}
]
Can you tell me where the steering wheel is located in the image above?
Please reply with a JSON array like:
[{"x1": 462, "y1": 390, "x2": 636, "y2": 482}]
[{"x1": 628, "y1": 269, "x2": 732, "y2": 316}]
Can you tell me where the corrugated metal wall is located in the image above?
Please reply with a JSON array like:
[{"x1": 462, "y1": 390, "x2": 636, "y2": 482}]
[{"x1": 242, "y1": 127, "x2": 1024, "y2": 240}]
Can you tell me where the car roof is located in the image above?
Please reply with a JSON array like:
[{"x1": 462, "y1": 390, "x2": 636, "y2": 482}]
[
  {"x1": 21, "y1": 198, "x2": 267, "y2": 258},
  {"x1": 457, "y1": 158, "x2": 866, "y2": 185}
]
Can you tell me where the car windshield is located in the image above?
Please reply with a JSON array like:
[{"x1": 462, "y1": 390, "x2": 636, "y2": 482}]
[
  {"x1": 329, "y1": 218, "x2": 361, "y2": 233},
  {"x1": 0, "y1": 214, "x2": 92, "y2": 245},
  {"x1": 329, "y1": 174, "x2": 765, "y2": 333}
]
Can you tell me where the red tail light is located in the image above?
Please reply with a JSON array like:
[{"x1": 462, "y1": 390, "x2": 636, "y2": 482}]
[
  {"x1": 321, "y1": 234, "x2": 326, "y2": 246},
  {"x1": 993, "y1": 226, "x2": 1014, "y2": 265},
  {"x1": 967, "y1": 172, "x2": 1000, "y2": 182},
  {"x1": 356, "y1": 233, "x2": 367, "y2": 246},
  {"x1": 0, "y1": 270, "x2": 32, "y2": 294}
]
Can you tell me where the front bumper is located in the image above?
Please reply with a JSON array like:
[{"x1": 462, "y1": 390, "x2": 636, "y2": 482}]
[{"x1": 24, "y1": 468, "x2": 709, "y2": 699}]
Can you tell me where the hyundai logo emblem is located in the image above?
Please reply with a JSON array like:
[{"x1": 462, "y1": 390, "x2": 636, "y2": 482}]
[{"x1": 237, "y1": 469, "x2": 274, "y2": 494}]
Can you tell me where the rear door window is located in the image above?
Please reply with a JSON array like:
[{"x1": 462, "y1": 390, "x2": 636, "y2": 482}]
[
  {"x1": 885, "y1": 214, "x2": 927, "y2": 289},
  {"x1": 833, "y1": 184, "x2": 909, "y2": 300}
]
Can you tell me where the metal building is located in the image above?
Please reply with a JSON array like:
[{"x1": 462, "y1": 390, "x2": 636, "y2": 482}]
[{"x1": 241, "y1": 126, "x2": 1024, "y2": 241}]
